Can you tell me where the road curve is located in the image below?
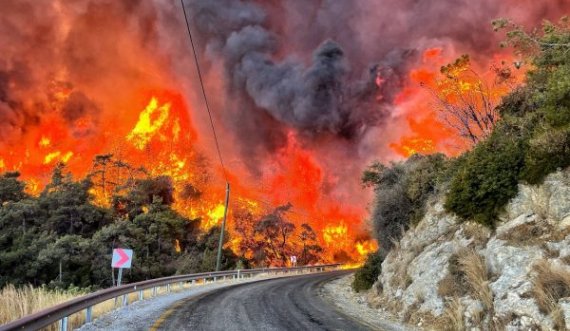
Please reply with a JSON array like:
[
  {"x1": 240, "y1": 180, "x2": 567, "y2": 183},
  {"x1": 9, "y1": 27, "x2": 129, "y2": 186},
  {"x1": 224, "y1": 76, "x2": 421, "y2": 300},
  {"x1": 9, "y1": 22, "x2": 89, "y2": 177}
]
[{"x1": 151, "y1": 270, "x2": 376, "y2": 331}]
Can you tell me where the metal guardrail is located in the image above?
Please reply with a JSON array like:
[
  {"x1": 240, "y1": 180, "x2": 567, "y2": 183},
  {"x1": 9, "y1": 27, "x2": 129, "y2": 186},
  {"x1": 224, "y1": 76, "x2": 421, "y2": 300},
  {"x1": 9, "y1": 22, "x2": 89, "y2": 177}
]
[{"x1": 0, "y1": 264, "x2": 341, "y2": 331}]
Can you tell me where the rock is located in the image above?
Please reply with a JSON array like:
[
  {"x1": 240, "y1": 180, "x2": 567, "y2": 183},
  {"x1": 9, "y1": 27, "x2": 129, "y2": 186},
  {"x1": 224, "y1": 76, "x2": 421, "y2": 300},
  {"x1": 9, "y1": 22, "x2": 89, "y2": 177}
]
[
  {"x1": 372, "y1": 168, "x2": 570, "y2": 330},
  {"x1": 505, "y1": 168, "x2": 570, "y2": 222},
  {"x1": 405, "y1": 240, "x2": 468, "y2": 314},
  {"x1": 560, "y1": 298, "x2": 570, "y2": 329},
  {"x1": 546, "y1": 170, "x2": 570, "y2": 221},
  {"x1": 559, "y1": 215, "x2": 570, "y2": 230},
  {"x1": 495, "y1": 214, "x2": 537, "y2": 238}
]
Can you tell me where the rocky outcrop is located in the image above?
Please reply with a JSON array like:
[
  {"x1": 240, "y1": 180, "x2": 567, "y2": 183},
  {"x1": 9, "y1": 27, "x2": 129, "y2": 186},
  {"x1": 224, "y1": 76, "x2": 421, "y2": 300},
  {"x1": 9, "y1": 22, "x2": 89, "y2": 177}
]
[{"x1": 370, "y1": 168, "x2": 570, "y2": 331}]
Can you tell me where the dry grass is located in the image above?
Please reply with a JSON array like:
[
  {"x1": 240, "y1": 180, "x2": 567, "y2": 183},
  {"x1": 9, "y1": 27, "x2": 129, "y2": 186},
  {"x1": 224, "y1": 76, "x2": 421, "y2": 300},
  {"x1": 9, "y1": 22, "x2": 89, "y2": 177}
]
[
  {"x1": 498, "y1": 220, "x2": 570, "y2": 247},
  {"x1": 462, "y1": 222, "x2": 491, "y2": 247},
  {"x1": 0, "y1": 282, "x2": 196, "y2": 330},
  {"x1": 0, "y1": 285, "x2": 81, "y2": 326},
  {"x1": 388, "y1": 243, "x2": 424, "y2": 291},
  {"x1": 402, "y1": 290, "x2": 426, "y2": 323},
  {"x1": 407, "y1": 310, "x2": 440, "y2": 330},
  {"x1": 498, "y1": 221, "x2": 548, "y2": 246},
  {"x1": 459, "y1": 249, "x2": 493, "y2": 310},
  {"x1": 531, "y1": 260, "x2": 570, "y2": 330},
  {"x1": 541, "y1": 243, "x2": 560, "y2": 259},
  {"x1": 389, "y1": 260, "x2": 414, "y2": 290},
  {"x1": 550, "y1": 305, "x2": 566, "y2": 331},
  {"x1": 437, "y1": 298, "x2": 465, "y2": 331},
  {"x1": 437, "y1": 252, "x2": 469, "y2": 299},
  {"x1": 436, "y1": 249, "x2": 495, "y2": 330},
  {"x1": 368, "y1": 292, "x2": 403, "y2": 316}
]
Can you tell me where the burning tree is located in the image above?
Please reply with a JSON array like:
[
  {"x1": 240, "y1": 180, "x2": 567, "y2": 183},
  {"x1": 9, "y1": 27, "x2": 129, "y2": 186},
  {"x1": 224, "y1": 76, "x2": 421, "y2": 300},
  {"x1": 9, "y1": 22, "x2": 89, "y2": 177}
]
[
  {"x1": 297, "y1": 223, "x2": 322, "y2": 265},
  {"x1": 425, "y1": 55, "x2": 513, "y2": 145},
  {"x1": 254, "y1": 203, "x2": 297, "y2": 267}
]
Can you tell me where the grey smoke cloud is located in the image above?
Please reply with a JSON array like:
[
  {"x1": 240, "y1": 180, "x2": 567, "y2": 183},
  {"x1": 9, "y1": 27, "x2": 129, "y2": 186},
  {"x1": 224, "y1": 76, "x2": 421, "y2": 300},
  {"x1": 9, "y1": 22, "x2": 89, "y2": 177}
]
[{"x1": 187, "y1": 0, "x2": 403, "y2": 142}]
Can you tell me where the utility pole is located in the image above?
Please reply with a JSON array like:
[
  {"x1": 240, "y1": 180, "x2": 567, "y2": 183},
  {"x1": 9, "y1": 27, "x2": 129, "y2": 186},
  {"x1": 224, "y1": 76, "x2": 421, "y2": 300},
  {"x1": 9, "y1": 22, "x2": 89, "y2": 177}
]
[{"x1": 216, "y1": 182, "x2": 231, "y2": 271}]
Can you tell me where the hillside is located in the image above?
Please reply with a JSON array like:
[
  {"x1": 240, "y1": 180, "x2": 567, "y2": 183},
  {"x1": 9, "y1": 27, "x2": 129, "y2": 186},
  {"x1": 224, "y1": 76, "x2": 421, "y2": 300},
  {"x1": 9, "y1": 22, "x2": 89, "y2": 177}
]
[
  {"x1": 370, "y1": 168, "x2": 570, "y2": 330},
  {"x1": 350, "y1": 18, "x2": 570, "y2": 331}
]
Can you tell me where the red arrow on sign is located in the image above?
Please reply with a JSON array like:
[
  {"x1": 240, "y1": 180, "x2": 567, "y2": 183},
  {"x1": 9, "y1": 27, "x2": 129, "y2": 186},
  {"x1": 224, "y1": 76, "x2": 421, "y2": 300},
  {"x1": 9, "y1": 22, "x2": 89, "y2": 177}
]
[{"x1": 115, "y1": 249, "x2": 130, "y2": 268}]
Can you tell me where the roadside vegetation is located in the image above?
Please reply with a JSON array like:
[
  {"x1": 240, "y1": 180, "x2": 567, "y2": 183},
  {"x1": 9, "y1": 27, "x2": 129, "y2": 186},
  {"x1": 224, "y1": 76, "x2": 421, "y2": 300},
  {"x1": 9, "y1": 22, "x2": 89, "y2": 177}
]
[
  {"x1": 352, "y1": 251, "x2": 382, "y2": 292},
  {"x1": 0, "y1": 159, "x2": 322, "y2": 291},
  {"x1": 0, "y1": 160, "x2": 324, "y2": 325}
]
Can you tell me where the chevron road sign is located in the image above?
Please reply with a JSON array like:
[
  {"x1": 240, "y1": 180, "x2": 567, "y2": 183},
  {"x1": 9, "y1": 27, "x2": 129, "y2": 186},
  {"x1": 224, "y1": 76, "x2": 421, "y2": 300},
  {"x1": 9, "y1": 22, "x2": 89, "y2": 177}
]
[{"x1": 112, "y1": 248, "x2": 133, "y2": 269}]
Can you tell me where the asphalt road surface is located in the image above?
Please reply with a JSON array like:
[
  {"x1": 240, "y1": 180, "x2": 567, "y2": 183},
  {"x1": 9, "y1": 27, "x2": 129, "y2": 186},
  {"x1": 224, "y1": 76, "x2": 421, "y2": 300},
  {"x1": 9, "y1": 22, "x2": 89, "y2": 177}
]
[{"x1": 151, "y1": 270, "x2": 377, "y2": 331}]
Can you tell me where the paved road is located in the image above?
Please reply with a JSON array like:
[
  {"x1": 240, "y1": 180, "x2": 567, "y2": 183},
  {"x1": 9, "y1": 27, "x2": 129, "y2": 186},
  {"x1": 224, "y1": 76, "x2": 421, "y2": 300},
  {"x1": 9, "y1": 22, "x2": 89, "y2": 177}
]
[{"x1": 152, "y1": 270, "x2": 377, "y2": 331}]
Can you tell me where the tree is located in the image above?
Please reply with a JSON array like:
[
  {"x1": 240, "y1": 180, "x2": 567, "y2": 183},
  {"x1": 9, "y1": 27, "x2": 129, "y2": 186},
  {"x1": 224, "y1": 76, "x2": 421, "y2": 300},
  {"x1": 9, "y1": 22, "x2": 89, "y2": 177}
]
[
  {"x1": 113, "y1": 175, "x2": 175, "y2": 219},
  {"x1": 365, "y1": 154, "x2": 445, "y2": 254},
  {"x1": 297, "y1": 223, "x2": 322, "y2": 265},
  {"x1": 493, "y1": 17, "x2": 570, "y2": 60},
  {"x1": 0, "y1": 197, "x2": 53, "y2": 287},
  {"x1": 254, "y1": 204, "x2": 296, "y2": 266},
  {"x1": 39, "y1": 165, "x2": 111, "y2": 237},
  {"x1": 176, "y1": 226, "x2": 237, "y2": 274},
  {"x1": 425, "y1": 55, "x2": 512, "y2": 145},
  {"x1": 232, "y1": 208, "x2": 257, "y2": 260},
  {"x1": 0, "y1": 172, "x2": 27, "y2": 204}
]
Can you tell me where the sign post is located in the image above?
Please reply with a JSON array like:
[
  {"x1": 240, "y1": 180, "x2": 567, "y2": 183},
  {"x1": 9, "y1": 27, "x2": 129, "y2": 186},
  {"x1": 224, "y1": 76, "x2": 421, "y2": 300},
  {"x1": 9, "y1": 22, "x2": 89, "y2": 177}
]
[
  {"x1": 290, "y1": 255, "x2": 297, "y2": 267},
  {"x1": 112, "y1": 248, "x2": 133, "y2": 286}
]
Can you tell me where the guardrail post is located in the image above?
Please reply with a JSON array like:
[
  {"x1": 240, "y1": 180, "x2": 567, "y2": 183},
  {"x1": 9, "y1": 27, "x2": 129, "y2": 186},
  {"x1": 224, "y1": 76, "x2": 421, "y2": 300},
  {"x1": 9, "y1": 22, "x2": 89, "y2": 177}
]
[
  {"x1": 192, "y1": 279, "x2": 196, "y2": 285},
  {"x1": 122, "y1": 294, "x2": 128, "y2": 306},
  {"x1": 167, "y1": 284, "x2": 171, "y2": 293},
  {"x1": 59, "y1": 316, "x2": 68, "y2": 331},
  {"x1": 153, "y1": 286, "x2": 157, "y2": 297},
  {"x1": 85, "y1": 306, "x2": 93, "y2": 323},
  {"x1": 237, "y1": 269, "x2": 241, "y2": 280},
  {"x1": 139, "y1": 290, "x2": 144, "y2": 301}
]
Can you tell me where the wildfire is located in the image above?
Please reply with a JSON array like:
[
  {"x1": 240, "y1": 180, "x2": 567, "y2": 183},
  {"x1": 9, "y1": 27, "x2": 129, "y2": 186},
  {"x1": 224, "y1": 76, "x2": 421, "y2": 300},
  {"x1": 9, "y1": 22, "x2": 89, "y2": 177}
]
[
  {"x1": 205, "y1": 204, "x2": 227, "y2": 229},
  {"x1": 322, "y1": 223, "x2": 349, "y2": 247},
  {"x1": 127, "y1": 97, "x2": 172, "y2": 150},
  {"x1": 39, "y1": 137, "x2": 51, "y2": 147},
  {"x1": 43, "y1": 151, "x2": 73, "y2": 165},
  {"x1": 355, "y1": 240, "x2": 378, "y2": 257}
]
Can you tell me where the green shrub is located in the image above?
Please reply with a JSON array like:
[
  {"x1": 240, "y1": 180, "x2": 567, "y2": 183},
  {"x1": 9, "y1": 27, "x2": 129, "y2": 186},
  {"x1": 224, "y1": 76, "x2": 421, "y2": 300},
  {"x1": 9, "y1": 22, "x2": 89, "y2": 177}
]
[
  {"x1": 366, "y1": 154, "x2": 446, "y2": 253},
  {"x1": 444, "y1": 129, "x2": 525, "y2": 227},
  {"x1": 521, "y1": 126, "x2": 570, "y2": 184},
  {"x1": 352, "y1": 252, "x2": 382, "y2": 292}
]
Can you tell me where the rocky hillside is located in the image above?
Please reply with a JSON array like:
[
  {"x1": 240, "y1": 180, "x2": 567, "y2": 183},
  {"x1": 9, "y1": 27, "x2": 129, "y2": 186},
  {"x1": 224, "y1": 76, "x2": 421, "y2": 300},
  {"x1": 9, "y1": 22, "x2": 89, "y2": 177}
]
[{"x1": 368, "y1": 168, "x2": 570, "y2": 330}]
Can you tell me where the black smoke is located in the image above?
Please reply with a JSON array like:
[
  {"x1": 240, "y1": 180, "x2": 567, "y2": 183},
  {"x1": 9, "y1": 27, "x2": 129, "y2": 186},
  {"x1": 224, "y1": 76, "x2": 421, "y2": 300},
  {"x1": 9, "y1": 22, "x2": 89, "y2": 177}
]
[{"x1": 187, "y1": 0, "x2": 409, "y2": 145}]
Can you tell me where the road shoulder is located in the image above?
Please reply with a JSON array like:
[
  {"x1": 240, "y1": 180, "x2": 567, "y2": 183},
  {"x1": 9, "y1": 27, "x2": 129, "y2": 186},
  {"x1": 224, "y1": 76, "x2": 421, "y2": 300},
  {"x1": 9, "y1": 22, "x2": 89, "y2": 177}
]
[{"x1": 319, "y1": 273, "x2": 415, "y2": 331}]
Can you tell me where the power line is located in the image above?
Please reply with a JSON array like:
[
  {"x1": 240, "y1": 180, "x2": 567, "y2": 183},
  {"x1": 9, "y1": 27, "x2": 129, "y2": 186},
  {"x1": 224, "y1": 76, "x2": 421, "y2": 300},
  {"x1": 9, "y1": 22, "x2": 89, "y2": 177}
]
[{"x1": 180, "y1": 0, "x2": 228, "y2": 183}]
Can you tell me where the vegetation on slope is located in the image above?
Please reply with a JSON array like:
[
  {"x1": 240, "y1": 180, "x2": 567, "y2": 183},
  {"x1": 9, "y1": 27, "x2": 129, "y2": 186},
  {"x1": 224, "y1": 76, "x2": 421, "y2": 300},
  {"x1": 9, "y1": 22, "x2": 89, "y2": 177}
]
[
  {"x1": 356, "y1": 17, "x2": 570, "y2": 291},
  {"x1": 446, "y1": 17, "x2": 570, "y2": 226},
  {"x1": 0, "y1": 160, "x2": 322, "y2": 290}
]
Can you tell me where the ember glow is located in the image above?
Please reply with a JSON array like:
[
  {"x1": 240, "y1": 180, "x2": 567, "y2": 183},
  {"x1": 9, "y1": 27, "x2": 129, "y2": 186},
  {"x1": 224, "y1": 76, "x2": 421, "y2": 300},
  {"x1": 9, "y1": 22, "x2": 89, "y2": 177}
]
[{"x1": 1, "y1": 0, "x2": 568, "y2": 265}]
